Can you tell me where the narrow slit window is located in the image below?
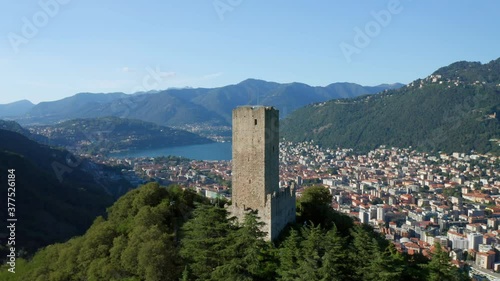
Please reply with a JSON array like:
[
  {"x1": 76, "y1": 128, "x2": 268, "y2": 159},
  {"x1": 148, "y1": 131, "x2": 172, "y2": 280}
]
[{"x1": 254, "y1": 119, "x2": 257, "y2": 125}]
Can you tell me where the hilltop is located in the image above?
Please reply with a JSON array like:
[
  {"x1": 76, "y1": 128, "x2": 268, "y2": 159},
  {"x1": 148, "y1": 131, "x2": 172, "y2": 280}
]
[
  {"x1": 282, "y1": 58, "x2": 500, "y2": 154},
  {"x1": 0, "y1": 100, "x2": 34, "y2": 118}
]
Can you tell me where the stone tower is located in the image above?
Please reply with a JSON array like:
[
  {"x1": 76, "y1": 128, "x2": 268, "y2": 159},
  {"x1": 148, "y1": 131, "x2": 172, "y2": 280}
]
[{"x1": 231, "y1": 106, "x2": 296, "y2": 241}]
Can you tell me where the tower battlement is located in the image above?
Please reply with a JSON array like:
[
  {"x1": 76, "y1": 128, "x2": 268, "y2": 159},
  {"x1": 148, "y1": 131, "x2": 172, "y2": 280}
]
[{"x1": 230, "y1": 106, "x2": 296, "y2": 241}]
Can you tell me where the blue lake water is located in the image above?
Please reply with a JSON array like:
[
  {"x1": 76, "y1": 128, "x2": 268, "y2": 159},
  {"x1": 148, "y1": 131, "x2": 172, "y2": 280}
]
[{"x1": 110, "y1": 142, "x2": 232, "y2": 161}]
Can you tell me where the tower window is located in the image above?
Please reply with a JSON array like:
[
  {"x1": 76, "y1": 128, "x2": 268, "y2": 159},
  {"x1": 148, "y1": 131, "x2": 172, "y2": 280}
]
[{"x1": 254, "y1": 119, "x2": 257, "y2": 125}]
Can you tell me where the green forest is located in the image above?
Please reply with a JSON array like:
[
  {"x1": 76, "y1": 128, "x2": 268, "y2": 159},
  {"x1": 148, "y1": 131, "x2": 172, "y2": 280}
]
[{"x1": 1, "y1": 183, "x2": 469, "y2": 281}]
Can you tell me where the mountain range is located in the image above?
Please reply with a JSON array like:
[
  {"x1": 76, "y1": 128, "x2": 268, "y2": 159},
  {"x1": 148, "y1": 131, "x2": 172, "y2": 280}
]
[
  {"x1": 3, "y1": 59, "x2": 499, "y2": 155},
  {"x1": 281, "y1": 58, "x2": 500, "y2": 154},
  {"x1": 4, "y1": 80, "x2": 403, "y2": 128},
  {"x1": 0, "y1": 100, "x2": 35, "y2": 118}
]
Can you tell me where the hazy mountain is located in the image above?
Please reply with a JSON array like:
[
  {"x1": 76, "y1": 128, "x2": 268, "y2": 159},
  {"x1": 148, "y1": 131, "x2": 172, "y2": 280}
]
[
  {"x1": 88, "y1": 91, "x2": 228, "y2": 127},
  {"x1": 13, "y1": 79, "x2": 402, "y2": 127},
  {"x1": 281, "y1": 58, "x2": 500, "y2": 154},
  {"x1": 189, "y1": 79, "x2": 401, "y2": 123},
  {"x1": 372, "y1": 83, "x2": 406, "y2": 90},
  {"x1": 30, "y1": 116, "x2": 213, "y2": 154},
  {"x1": 20, "y1": 92, "x2": 128, "y2": 124},
  {"x1": 0, "y1": 99, "x2": 35, "y2": 118},
  {"x1": 0, "y1": 129, "x2": 132, "y2": 253}
]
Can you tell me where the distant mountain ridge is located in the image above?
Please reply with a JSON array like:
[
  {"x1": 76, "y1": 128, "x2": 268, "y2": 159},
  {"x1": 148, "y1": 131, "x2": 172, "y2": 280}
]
[
  {"x1": 281, "y1": 58, "x2": 500, "y2": 154},
  {"x1": 6, "y1": 79, "x2": 403, "y2": 127},
  {"x1": 0, "y1": 99, "x2": 35, "y2": 118},
  {"x1": 24, "y1": 92, "x2": 128, "y2": 124}
]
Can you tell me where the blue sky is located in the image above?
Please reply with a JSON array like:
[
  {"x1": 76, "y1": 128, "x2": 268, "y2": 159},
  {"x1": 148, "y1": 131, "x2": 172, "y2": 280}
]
[{"x1": 1, "y1": 0, "x2": 499, "y2": 104}]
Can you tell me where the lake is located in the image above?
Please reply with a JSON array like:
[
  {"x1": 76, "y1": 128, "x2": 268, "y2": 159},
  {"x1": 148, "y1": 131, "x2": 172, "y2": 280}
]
[{"x1": 110, "y1": 142, "x2": 232, "y2": 161}]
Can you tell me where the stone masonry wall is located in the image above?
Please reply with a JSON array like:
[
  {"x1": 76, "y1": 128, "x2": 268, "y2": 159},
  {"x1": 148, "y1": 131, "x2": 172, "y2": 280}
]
[{"x1": 231, "y1": 106, "x2": 295, "y2": 241}]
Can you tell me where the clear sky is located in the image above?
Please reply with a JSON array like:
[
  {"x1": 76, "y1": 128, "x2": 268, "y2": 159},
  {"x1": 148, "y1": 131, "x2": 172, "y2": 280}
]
[{"x1": 1, "y1": 0, "x2": 499, "y2": 104}]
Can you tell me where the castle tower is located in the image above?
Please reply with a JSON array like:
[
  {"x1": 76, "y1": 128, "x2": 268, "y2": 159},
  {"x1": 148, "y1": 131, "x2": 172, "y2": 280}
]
[{"x1": 231, "y1": 106, "x2": 295, "y2": 241}]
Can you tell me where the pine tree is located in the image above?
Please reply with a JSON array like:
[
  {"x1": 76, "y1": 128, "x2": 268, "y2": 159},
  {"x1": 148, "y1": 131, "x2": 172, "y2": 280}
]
[
  {"x1": 277, "y1": 229, "x2": 301, "y2": 281},
  {"x1": 349, "y1": 226, "x2": 378, "y2": 280},
  {"x1": 210, "y1": 211, "x2": 274, "y2": 281},
  {"x1": 180, "y1": 204, "x2": 234, "y2": 281},
  {"x1": 296, "y1": 224, "x2": 325, "y2": 281},
  {"x1": 318, "y1": 225, "x2": 347, "y2": 281}
]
